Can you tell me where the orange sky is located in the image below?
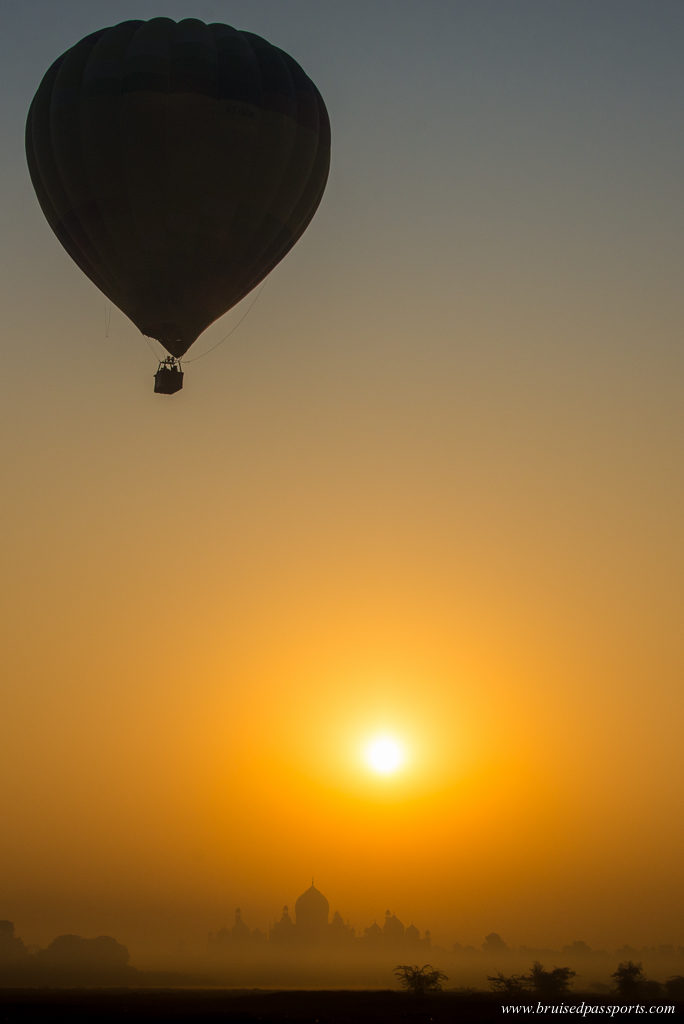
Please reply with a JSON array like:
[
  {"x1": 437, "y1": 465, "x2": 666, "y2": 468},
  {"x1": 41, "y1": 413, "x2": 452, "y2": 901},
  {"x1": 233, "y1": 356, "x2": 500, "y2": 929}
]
[{"x1": 2, "y1": 0, "x2": 683, "y2": 958}]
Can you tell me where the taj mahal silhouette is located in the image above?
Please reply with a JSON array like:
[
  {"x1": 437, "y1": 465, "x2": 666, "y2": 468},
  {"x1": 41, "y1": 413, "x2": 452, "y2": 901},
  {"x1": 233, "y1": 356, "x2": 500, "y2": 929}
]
[{"x1": 210, "y1": 882, "x2": 431, "y2": 952}]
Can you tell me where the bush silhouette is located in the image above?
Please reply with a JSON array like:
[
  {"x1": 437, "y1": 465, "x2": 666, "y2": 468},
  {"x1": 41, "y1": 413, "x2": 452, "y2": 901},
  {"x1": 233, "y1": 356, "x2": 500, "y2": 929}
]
[
  {"x1": 524, "y1": 961, "x2": 576, "y2": 997},
  {"x1": 488, "y1": 963, "x2": 574, "y2": 998},
  {"x1": 394, "y1": 963, "x2": 448, "y2": 995},
  {"x1": 487, "y1": 970, "x2": 527, "y2": 995}
]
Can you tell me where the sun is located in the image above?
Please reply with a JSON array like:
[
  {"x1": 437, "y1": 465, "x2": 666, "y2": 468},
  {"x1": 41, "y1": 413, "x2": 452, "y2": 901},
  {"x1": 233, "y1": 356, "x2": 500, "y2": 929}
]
[{"x1": 363, "y1": 734, "x2": 405, "y2": 775}]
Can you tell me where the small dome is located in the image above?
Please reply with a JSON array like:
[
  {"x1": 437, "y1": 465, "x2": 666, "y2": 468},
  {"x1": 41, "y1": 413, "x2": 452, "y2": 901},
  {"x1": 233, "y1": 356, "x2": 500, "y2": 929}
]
[{"x1": 364, "y1": 921, "x2": 383, "y2": 944}]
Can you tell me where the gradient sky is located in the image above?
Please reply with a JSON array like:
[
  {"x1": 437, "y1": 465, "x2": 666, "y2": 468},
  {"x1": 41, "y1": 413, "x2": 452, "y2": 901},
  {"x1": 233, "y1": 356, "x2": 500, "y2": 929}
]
[{"x1": 2, "y1": 0, "x2": 683, "y2": 958}]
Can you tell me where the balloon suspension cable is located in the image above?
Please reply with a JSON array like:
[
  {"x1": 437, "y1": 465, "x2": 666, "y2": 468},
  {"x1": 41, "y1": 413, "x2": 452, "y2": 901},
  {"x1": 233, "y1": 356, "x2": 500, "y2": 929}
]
[
  {"x1": 143, "y1": 333, "x2": 166, "y2": 361},
  {"x1": 183, "y1": 280, "x2": 268, "y2": 364}
]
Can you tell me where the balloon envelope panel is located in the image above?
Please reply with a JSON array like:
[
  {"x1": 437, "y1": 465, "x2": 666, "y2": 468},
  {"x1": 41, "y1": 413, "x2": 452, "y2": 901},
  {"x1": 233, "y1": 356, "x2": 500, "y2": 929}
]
[{"x1": 26, "y1": 18, "x2": 330, "y2": 358}]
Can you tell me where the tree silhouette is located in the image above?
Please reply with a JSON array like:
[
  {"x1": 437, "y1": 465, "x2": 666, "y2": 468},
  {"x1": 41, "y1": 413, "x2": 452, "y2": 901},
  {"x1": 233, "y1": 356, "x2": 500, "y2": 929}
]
[
  {"x1": 0, "y1": 922, "x2": 28, "y2": 965},
  {"x1": 665, "y1": 976, "x2": 684, "y2": 1001},
  {"x1": 524, "y1": 961, "x2": 576, "y2": 997},
  {"x1": 394, "y1": 963, "x2": 448, "y2": 995},
  {"x1": 483, "y1": 932, "x2": 509, "y2": 953},
  {"x1": 611, "y1": 961, "x2": 644, "y2": 999}
]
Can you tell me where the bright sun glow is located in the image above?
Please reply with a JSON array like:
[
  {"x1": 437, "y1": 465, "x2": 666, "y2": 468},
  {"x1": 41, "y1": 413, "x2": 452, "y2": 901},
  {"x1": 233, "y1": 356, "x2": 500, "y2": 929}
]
[{"x1": 364, "y1": 734, "x2": 405, "y2": 775}]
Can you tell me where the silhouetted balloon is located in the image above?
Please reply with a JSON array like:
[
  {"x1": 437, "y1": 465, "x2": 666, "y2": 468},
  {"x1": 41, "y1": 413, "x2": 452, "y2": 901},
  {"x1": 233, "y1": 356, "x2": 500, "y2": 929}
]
[{"x1": 26, "y1": 18, "x2": 330, "y2": 359}]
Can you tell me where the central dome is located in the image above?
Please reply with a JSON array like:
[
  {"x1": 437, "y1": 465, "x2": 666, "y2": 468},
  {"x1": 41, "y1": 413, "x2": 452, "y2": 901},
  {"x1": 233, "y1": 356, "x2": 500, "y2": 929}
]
[{"x1": 295, "y1": 883, "x2": 329, "y2": 933}]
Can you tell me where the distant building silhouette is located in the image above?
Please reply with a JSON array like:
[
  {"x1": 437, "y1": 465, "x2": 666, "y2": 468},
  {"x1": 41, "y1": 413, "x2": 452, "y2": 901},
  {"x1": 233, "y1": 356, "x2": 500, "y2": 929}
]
[
  {"x1": 270, "y1": 906, "x2": 295, "y2": 945},
  {"x1": 211, "y1": 882, "x2": 429, "y2": 955},
  {"x1": 231, "y1": 909, "x2": 250, "y2": 942},
  {"x1": 330, "y1": 910, "x2": 355, "y2": 947},
  {"x1": 363, "y1": 921, "x2": 383, "y2": 947}
]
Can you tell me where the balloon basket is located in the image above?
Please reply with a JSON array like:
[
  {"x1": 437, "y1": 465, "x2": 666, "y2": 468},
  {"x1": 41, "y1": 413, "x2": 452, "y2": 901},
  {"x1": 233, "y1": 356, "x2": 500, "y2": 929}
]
[{"x1": 154, "y1": 357, "x2": 184, "y2": 395}]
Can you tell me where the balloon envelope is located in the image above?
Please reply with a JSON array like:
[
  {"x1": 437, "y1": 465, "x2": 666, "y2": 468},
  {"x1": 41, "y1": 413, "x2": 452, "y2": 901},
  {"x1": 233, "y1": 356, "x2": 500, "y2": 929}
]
[{"x1": 26, "y1": 18, "x2": 330, "y2": 358}]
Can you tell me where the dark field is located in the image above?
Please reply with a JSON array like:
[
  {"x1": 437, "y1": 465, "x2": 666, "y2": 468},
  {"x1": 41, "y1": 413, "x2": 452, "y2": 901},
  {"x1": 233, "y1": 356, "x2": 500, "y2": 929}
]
[
  {"x1": 0, "y1": 988, "x2": 543, "y2": 1023},
  {"x1": 4, "y1": 989, "x2": 681, "y2": 1024}
]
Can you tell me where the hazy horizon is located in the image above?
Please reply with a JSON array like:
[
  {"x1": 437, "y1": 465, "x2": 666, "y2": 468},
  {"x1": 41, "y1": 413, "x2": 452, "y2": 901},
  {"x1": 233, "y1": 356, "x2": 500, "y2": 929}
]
[
  {"x1": 6, "y1": 880, "x2": 684, "y2": 966},
  {"x1": 2, "y1": 0, "x2": 683, "y2": 970},
  {"x1": 4, "y1": 896, "x2": 684, "y2": 995}
]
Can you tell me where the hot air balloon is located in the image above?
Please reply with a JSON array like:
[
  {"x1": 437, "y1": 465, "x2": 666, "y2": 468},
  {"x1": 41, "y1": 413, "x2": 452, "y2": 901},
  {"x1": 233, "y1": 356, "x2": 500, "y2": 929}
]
[{"x1": 25, "y1": 18, "x2": 330, "y2": 393}]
